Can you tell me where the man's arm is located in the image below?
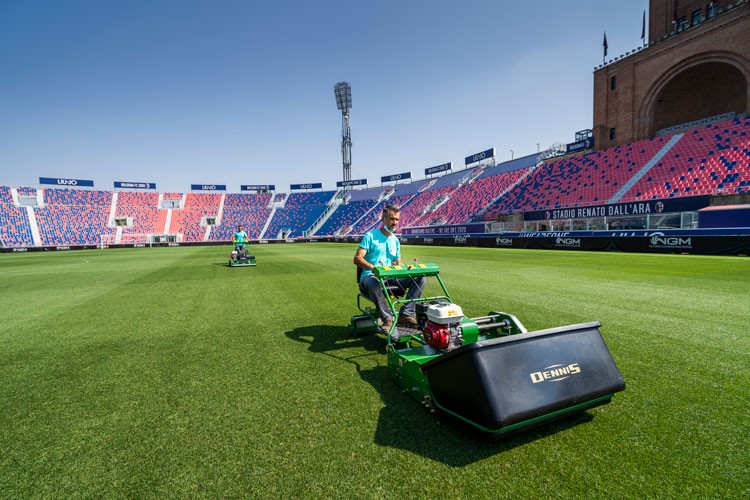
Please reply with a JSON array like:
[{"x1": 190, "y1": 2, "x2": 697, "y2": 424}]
[
  {"x1": 353, "y1": 247, "x2": 375, "y2": 270},
  {"x1": 393, "y1": 239, "x2": 404, "y2": 267}
]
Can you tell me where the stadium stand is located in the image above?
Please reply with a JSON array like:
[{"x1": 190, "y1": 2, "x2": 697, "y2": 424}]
[
  {"x1": 349, "y1": 193, "x2": 414, "y2": 234},
  {"x1": 0, "y1": 186, "x2": 35, "y2": 247},
  {"x1": 317, "y1": 200, "x2": 376, "y2": 236},
  {"x1": 396, "y1": 167, "x2": 501, "y2": 226},
  {"x1": 0, "y1": 205, "x2": 34, "y2": 247},
  {"x1": 0, "y1": 185, "x2": 14, "y2": 204},
  {"x1": 287, "y1": 190, "x2": 335, "y2": 206},
  {"x1": 397, "y1": 185, "x2": 452, "y2": 228},
  {"x1": 426, "y1": 165, "x2": 533, "y2": 225},
  {"x1": 222, "y1": 192, "x2": 272, "y2": 207},
  {"x1": 315, "y1": 187, "x2": 393, "y2": 236},
  {"x1": 116, "y1": 191, "x2": 166, "y2": 237},
  {"x1": 264, "y1": 190, "x2": 335, "y2": 238},
  {"x1": 36, "y1": 188, "x2": 113, "y2": 245},
  {"x1": 43, "y1": 187, "x2": 111, "y2": 206},
  {"x1": 169, "y1": 193, "x2": 221, "y2": 242},
  {"x1": 116, "y1": 191, "x2": 158, "y2": 208},
  {"x1": 392, "y1": 179, "x2": 431, "y2": 197},
  {"x1": 619, "y1": 116, "x2": 750, "y2": 201},
  {"x1": 3, "y1": 116, "x2": 749, "y2": 246},
  {"x1": 163, "y1": 192, "x2": 183, "y2": 201},
  {"x1": 483, "y1": 134, "x2": 681, "y2": 215},
  {"x1": 341, "y1": 180, "x2": 430, "y2": 231},
  {"x1": 211, "y1": 193, "x2": 272, "y2": 240}
]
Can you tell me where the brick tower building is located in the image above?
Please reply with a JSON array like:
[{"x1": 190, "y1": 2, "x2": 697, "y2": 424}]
[{"x1": 593, "y1": 0, "x2": 750, "y2": 150}]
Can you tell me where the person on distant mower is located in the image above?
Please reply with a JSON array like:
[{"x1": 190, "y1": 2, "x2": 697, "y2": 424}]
[
  {"x1": 353, "y1": 204, "x2": 426, "y2": 331},
  {"x1": 233, "y1": 225, "x2": 249, "y2": 252}
]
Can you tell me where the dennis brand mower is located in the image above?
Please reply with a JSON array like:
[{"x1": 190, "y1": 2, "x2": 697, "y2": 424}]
[
  {"x1": 229, "y1": 248, "x2": 256, "y2": 267},
  {"x1": 350, "y1": 263, "x2": 625, "y2": 435}
]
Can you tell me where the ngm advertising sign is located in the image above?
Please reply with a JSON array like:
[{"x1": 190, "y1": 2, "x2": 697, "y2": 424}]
[{"x1": 191, "y1": 184, "x2": 227, "y2": 191}]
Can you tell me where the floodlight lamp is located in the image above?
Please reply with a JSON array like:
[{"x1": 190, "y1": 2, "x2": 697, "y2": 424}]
[{"x1": 334, "y1": 82, "x2": 352, "y2": 111}]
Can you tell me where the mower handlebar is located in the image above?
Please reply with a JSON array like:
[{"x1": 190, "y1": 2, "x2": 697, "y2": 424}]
[{"x1": 373, "y1": 262, "x2": 440, "y2": 279}]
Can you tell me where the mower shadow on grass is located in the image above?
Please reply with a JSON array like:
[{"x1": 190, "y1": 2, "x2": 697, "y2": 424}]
[{"x1": 285, "y1": 325, "x2": 593, "y2": 466}]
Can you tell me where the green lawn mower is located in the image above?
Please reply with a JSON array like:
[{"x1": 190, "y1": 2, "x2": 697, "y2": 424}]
[
  {"x1": 229, "y1": 247, "x2": 256, "y2": 267},
  {"x1": 350, "y1": 263, "x2": 625, "y2": 435}
]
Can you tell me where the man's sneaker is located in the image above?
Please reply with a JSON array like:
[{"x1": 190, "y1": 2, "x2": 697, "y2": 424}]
[{"x1": 397, "y1": 315, "x2": 418, "y2": 327}]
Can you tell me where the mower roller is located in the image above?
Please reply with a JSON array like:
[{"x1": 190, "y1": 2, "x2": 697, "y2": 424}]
[{"x1": 350, "y1": 263, "x2": 625, "y2": 435}]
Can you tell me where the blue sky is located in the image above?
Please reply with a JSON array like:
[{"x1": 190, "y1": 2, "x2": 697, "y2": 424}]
[{"x1": 0, "y1": 0, "x2": 648, "y2": 193}]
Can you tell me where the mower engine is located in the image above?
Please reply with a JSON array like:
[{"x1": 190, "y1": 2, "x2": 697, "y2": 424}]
[{"x1": 420, "y1": 302, "x2": 464, "y2": 351}]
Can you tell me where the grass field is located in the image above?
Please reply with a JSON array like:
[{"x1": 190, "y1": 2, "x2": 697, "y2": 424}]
[{"x1": 1, "y1": 243, "x2": 748, "y2": 498}]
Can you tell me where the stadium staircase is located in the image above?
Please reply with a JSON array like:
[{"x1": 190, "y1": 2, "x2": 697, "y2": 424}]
[
  {"x1": 15, "y1": 188, "x2": 42, "y2": 245},
  {"x1": 164, "y1": 209, "x2": 174, "y2": 235},
  {"x1": 271, "y1": 193, "x2": 288, "y2": 208},
  {"x1": 607, "y1": 133, "x2": 684, "y2": 203},
  {"x1": 355, "y1": 193, "x2": 419, "y2": 234},
  {"x1": 473, "y1": 162, "x2": 539, "y2": 220},
  {"x1": 216, "y1": 193, "x2": 226, "y2": 224},
  {"x1": 108, "y1": 192, "x2": 118, "y2": 228},
  {"x1": 25, "y1": 206, "x2": 42, "y2": 246},
  {"x1": 460, "y1": 167, "x2": 484, "y2": 186},
  {"x1": 305, "y1": 192, "x2": 344, "y2": 237},
  {"x1": 205, "y1": 193, "x2": 226, "y2": 241},
  {"x1": 414, "y1": 192, "x2": 451, "y2": 225},
  {"x1": 259, "y1": 207, "x2": 276, "y2": 239},
  {"x1": 340, "y1": 189, "x2": 396, "y2": 236},
  {"x1": 412, "y1": 168, "x2": 483, "y2": 226},
  {"x1": 401, "y1": 186, "x2": 452, "y2": 228}
]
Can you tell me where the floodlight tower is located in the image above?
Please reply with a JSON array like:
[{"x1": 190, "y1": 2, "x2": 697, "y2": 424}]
[{"x1": 334, "y1": 82, "x2": 352, "y2": 184}]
